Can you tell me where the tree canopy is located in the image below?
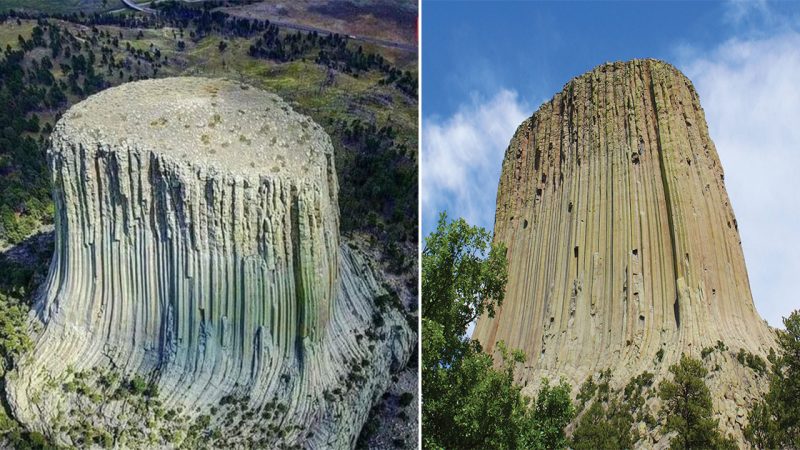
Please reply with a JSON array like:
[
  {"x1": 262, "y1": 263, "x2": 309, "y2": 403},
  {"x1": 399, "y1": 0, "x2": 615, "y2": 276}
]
[
  {"x1": 422, "y1": 213, "x2": 573, "y2": 449},
  {"x1": 422, "y1": 212, "x2": 507, "y2": 356}
]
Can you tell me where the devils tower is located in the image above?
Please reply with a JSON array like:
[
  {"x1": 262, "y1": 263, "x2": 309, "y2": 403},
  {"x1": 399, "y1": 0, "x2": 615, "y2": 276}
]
[
  {"x1": 7, "y1": 77, "x2": 413, "y2": 448},
  {"x1": 472, "y1": 59, "x2": 775, "y2": 444}
]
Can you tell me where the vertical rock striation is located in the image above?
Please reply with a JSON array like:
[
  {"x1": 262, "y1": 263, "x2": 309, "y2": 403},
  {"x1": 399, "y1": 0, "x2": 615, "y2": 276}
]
[
  {"x1": 7, "y1": 77, "x2": 413, "y2": 448},
  {"x1": 472, "y1": 59, "x2": 775, "y2": 442}
]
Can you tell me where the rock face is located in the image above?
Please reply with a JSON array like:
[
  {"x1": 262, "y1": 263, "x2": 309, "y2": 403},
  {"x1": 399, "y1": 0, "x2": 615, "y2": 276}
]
[
  {"x1": 7, "y1": 77, "x2": 413, "y2": 448},
  {"x1": 472, "y1": 59, "x2": 775, "y2": 443}
]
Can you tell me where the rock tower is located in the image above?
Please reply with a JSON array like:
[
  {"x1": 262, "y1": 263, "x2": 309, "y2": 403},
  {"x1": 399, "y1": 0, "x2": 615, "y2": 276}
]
[
  {"x1": 8, "y1": 77, "x2": 413, "y2": 448},
  {"x1": 472, "y1": 59, "x2": 775, "y2": 443}
]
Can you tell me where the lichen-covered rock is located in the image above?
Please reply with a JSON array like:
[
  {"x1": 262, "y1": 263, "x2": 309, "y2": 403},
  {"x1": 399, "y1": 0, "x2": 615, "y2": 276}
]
[
  {"x1": 7, "y1": 77, "x2": 413, "y2": 448},
  {"x1": 472, "y1": 59, "x2": 775, "y2": 445}
]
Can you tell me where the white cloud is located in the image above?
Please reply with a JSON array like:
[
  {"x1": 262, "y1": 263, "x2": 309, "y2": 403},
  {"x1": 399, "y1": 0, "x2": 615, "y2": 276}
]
[
  {"x1": 421, "y1": 12, "x2": 800, "y2": 329},
  {"x1": 421, "y1": 90, "x2": 529, "y2": 233},
  {"x1": 680, "y1": 31, "x2": 800, "y2": 328},
  {"x1": 723, "y1": 0, "x2": 771, "y2": 26}
]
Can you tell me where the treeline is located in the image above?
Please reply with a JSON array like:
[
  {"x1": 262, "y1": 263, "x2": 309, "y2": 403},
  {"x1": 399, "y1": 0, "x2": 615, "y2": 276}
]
[
  {"x1": 3, "y1": 0, "x2": 419, "y2": 97},
  {"x1": 156, "y1": 1, "x2": 265, "y2": 38},
  {"x1": 154, "y1": 0, "x2": 417, "y2": 97},
  {"x1": 0, "y1": 9, "x2": 152, "y2": 30},
  {"x1": 1, "y1": 3, "x2": 259, "y2": 39},
  {"x1": 248, "y1": 27, "x2": 417, "y2": 96}
]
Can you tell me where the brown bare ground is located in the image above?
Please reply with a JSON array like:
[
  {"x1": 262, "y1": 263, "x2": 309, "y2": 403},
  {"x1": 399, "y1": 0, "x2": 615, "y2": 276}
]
[{"x1": 220, "y1": 0, "x2": 417, "y2": 50}]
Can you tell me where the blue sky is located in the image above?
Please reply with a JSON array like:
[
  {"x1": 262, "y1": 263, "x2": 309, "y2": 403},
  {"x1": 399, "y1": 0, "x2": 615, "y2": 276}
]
[{"x1": 421, "y1": 0, "x2": 800, "y2": 328}]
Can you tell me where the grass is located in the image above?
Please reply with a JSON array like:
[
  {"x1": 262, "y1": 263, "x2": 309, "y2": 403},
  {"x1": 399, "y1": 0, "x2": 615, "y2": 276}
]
[
  {"x1": 0, "y1": 19, "x2": 34, "y2": 48},
  {"x1": 114, "y1": 25, "x2": 182, "y2": 53},
  {"x1": 182, "y1": 34, "x2": 416, "y2": 132}
]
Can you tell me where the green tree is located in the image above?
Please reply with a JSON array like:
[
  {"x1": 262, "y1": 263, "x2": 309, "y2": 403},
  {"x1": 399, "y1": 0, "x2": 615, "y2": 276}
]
[
  {"x1": 745, "y1": 400, "x2": 782, "y2": 449},
  {"x1": 422, "y1": 212, "x2": 507, "y2": 363},
  {"x1": 519, "y1": 378, "x2": 575, "y2": 449},
  {"x1": 744, "y1": 310, "x2": 800, "y2": 448},
  {"x1": 441, "y1": 343, "x2": 527, "y2": 449},
  {"x1": 571, "y1": 399, "x2": 634, "y2": 450},
  {"x1": 658, "y1": 355, "x2": 735, "y2": 450},
  {"x1": 422, "y1": 213, "x2": 573, "y2": 449}
]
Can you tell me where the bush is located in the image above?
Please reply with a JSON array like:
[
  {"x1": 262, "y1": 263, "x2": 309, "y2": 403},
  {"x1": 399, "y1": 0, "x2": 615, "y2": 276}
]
[
  {"x1": 129, "y1": 375, "x2": 148, "y2": 395},
  {"x1": 736, "y1": 348, "x2": 766, "y2": 374},
  {"x1": 577, "y1": 376, "x2": 597, "y2": 409}
]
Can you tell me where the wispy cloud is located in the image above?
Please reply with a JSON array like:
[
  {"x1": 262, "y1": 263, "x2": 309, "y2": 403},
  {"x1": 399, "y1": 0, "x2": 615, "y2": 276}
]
[
  {"x1": 722, "y1": 0, "x2": 800, "y2": 36},
  {"x1": 421, "y1": 90, "x2": 529, "y2": 234},
  {"x1": 679, "y1": 30, "x2": 800, "y2": 328},
  {"x1": 723, "y1": 0, "x2": 771, "y2": 26}
]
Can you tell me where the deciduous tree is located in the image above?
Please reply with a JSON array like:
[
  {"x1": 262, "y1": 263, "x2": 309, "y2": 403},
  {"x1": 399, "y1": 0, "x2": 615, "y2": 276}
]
[{"x1": 422, "y1": 213, "x2": 574, "y2": 449}]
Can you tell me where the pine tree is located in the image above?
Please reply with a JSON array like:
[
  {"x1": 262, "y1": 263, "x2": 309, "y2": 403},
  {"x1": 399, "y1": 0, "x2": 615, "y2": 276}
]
[{"x1": 658, "y1": 355, "x2": 736, "y2": 449}]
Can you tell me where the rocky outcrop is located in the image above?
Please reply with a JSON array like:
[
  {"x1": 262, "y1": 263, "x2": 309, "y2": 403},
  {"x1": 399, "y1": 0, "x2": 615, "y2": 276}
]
[
  {"x1": 472, "y1": 59, "x2": 775, "y2": 444},
  {"x1": 7, "y1": 77, "x2": 413, "y2": 448}
]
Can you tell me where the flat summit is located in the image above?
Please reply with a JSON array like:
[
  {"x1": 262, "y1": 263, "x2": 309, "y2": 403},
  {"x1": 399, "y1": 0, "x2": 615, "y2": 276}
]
[{"x1": 60, "y1": 77, "x2": 331, "y2": 176}]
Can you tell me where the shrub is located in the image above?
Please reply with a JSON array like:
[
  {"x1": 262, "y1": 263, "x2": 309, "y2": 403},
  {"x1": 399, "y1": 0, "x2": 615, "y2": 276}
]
[
  {"x1": 129, "y1": 375, "x2": 148, "y2": 395},
  {"x1": 577, "y1": 376, "x2": 597, "y2": 409},
  {"x1": 571, "y1": 399, "x2": 633, "y2": 450}
]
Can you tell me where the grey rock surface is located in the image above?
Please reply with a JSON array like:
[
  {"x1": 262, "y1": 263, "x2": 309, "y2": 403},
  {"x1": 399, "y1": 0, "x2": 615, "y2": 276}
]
[{"x1": 6, "y1": 77, "x2": 413, "y2": 448}]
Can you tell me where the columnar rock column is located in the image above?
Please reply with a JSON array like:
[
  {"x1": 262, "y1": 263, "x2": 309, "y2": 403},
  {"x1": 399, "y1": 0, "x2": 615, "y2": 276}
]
[
  {"x1": 8, "y1": 77, "x2": 413, "y2": 448},
  {"x1": 472, "y1": 60, "x2": 775, "y2": 441}
]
